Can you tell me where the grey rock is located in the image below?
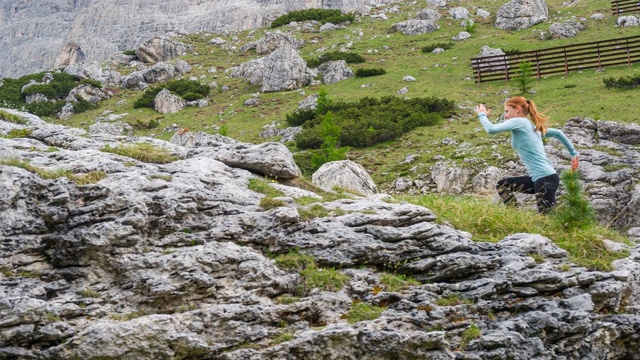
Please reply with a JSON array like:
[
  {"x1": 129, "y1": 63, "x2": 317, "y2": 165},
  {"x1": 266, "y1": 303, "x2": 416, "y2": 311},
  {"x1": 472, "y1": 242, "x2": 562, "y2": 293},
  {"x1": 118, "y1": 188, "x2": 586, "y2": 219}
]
[
  {"x1": 617, "y1": 15, "x2": 640, "y2": 27},
  {"x1": 549, "y1": 20, "x2": 586, "y2": 38},
  {"x1": 312, "y1": 160, "x2": 377, "y2": 196},
  {"x1": 495, "y1": 0, "x2": 549, "y2": 30},
  {"x1": 154, "y1": 89, "x2": 186, "y2": 114},
  {"x1": 135, "y1": 35, "x2": 192, "y2": 64},
  {"x1": 318, "y1": 60, "x2": 354, "y2": 85},
  {"x1": 449, "y1": 7, "x2": 470, "y2": 19},
  {"x1": 254, "y1": 31, "x2": 304, "y2": 54},
  {"x1": 261, "y1": 43, "x2": 316, "y2": 92},
  {"x1": 452, "y1": 31, "x2": 472, "y2": 41},
  {"x1": 392, "y1": 19, "x2": 441, "y2": 35},
  {"x1": 418, "y1": 9, "x2": 442, "y2": 21}
]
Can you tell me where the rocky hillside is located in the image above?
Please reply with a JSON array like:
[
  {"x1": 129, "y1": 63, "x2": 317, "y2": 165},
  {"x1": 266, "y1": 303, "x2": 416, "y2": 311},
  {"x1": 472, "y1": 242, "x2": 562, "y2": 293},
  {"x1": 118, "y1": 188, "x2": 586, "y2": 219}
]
[
  {"x1": 1, "y1": 108, "x2": 640, "y2": 359},
  {"x1": 0, "y1": 0, "x2": 399, "y2": 79}
]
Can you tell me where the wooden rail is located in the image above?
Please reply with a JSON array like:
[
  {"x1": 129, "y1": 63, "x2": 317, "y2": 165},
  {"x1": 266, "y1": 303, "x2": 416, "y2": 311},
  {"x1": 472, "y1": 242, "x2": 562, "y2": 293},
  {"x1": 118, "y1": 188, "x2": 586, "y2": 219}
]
[
  {"x1": 611, "y1": 0, "x2": 640, "y2": 15},
  {"x1": 470, "y1": 35, "x2": 640, "y2": 84}
]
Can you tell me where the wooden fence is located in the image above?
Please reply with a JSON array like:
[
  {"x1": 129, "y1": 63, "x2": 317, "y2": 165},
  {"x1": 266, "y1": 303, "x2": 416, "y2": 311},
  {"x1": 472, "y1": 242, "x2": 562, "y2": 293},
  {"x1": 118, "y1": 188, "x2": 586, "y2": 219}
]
[
  {"x1": 611, "y1": 0, "x2": 640, "y2": 15},
  {"x1": 470, "y1": 35, "x2": 640, "y2": 84}
]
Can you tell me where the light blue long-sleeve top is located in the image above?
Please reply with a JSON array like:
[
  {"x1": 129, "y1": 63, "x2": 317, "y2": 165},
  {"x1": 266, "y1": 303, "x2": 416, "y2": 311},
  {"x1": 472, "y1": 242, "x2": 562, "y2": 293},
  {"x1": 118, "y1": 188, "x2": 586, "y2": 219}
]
[{"x1": 478, "y1": 113, "x2": 578, "y2": 181}]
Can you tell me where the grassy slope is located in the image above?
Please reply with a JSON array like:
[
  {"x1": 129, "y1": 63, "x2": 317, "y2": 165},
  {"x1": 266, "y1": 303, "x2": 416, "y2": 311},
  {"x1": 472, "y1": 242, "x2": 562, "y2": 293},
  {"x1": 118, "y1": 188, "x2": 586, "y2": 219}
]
[{"x1": 54, "y1": 0, "x2": 639, "y2": 188}]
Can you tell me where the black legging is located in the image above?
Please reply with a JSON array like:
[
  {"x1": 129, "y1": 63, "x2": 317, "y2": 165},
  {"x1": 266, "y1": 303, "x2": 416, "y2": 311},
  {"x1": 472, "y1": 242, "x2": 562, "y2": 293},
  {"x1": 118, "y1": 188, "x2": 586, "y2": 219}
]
[{"x1": 497, "y1": 173, "x2": 560, "y2": 213}]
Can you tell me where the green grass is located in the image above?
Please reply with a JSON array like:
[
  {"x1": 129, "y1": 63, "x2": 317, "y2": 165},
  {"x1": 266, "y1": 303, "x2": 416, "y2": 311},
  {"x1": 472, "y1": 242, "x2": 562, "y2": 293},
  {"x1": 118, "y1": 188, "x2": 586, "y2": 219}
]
[
  {"x1": 402, "y1": 194, "x2": 629, "y2": 270},
  {"x1": 343, "y1": 302, "x2": 386, "y2": 324},
  {"x1": 260, "y1": 197, "x2": 287, "y2": 210},
  {"x1": 100, "y1": 143, "x2": 179, "y2": 164},
  {"x1": 0, "y1": 157, "x2": 107, "y2": 185},
  {"x1": 2, "y1": 128, "x2": 33, "y2": 138},
  {"x1": 460, "y1": 324, "x2": 481, "y2": 348},
  {"x1": 435, "y1": 295, "x2": 474, "y2": 306},
  {"x1": 273, "y1": 248, "x2": 349, "y2": 294},
  {"x1": 248, "y1": 177, "x2": 286, "y2": 197},
  {"x1": 0, "y1": 109, "x2": 28, "y2": 124},
  {"x1": 379, "y1": 273, "x2": 420, "y2": 292}
]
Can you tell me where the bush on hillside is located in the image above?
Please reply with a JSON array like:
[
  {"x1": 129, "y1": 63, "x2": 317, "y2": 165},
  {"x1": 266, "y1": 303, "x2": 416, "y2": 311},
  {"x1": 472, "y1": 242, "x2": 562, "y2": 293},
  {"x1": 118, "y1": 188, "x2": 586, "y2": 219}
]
[
  {"x1": 421, "y1": 42, "x2": 454, "y2": 53},
  {"x1": 355, "y1": 68, "x2": 386, "y2": 77},
  {"x1": 306, "y1": 52, "x2": 366, "y2": 68},
  {"x1": 552, "y1": 170, "x2": 596, "y2": 230},
  {"x1": 271, "y1": 9, "x2": 353, "y2": 28},
  {"x1": 133, "y1": 79, "x2": 210, "y2": 109},
  {"x1": 292, "y1": 95, "x2": 455, "y2": 149},
  {"x1": 603, "y1": 73, "x2": 640, "y2": 89},
  {"x1": 0, "y1": 72, "x2": 103, "y2": 117}
]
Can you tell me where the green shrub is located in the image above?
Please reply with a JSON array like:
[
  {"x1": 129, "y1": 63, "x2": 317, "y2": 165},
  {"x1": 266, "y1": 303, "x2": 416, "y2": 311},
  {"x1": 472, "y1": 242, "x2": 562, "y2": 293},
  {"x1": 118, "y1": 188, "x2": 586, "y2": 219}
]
[
  {"x1": 271, "y1": 9, "x2": 346, "y2": 28},
  {"x1": 79, "y1": 79, "x2": 103, "y2": 89},
  {"x1": 293, "y1": 95, "x2": 454, "y2": 149},
  {"x1": 71, "y1": 97, "x2": 98, "y2": 114},
  {"x1": 355, "y1": 68, "x2": 386, "y2": 77},
  {"x1": 306, "y1": 52, "x2": 366, "y2": 68},
  {"x1": 321, "y1": 13, "x2": 355, "y2": 25},
  {"x1": 421, "y1": 42, "x2": 454, "y2": 53},
  {"x1": 552, "y1": 170, "x2": 596, "y2": 230},
  {"x1": 309, "y1": 112, "x2": 347, "y2": 171},
  {"x1": 514, "y1": 61, "x2": 534, "y2": 94},
  {"x1": 286, "y1": 108, "x2": 317, "y2": 127},
  {"x1": 134, "y1": 79, "x2": 210, "y2": 109},
  {"x1": 603, "y1": 73, "x2": 640, "y2": 89}
]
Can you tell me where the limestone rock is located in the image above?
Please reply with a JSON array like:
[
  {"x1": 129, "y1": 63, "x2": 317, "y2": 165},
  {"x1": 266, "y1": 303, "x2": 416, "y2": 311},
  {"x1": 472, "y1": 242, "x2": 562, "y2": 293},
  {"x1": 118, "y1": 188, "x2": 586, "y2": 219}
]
[
  {"x1": 135, "y1": 35, "x2": 192, "y2": 64},
  {"x1": 392, "y1": 19, "x2": 440, "y2": 35},
  {"x1": 318, "y1": 60, "x2": 354, "y2": 85},
  {"x1": 495, "y1": 0, "x2": 549, "y2": 30},
  {"x1": 312, "y1": 160, "x2": 377, "y2": 196},
  {"x1": 154, "y1": 89, "x2": 186, "y2": 114}
]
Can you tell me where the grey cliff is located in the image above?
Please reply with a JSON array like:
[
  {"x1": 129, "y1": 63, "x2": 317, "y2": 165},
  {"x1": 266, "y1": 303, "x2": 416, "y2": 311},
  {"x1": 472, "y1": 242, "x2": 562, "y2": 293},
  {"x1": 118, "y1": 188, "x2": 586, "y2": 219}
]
[{"x1": 0, "y1": 0, "x2": 399, "y2": 79}]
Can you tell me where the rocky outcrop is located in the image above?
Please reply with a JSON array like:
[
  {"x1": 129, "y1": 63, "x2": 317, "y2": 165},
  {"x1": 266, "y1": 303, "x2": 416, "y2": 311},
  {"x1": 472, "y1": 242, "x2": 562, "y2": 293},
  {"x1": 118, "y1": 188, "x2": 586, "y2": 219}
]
[
  {"x1": 120, "y1": 60, "x2": 192, "y2": 90},
  {"x1": 312, "y1": 160, "x2": 377, "y2": 196},
  {"x1": 135, "y1": 36, "x2": 192, "y2": 64},
  {"x1": 391, "y1": 19, "x2": 440, "y2": 35},
  {"x1": 1, "y1": 109, "x2": 640, "y2": 359},
  {"x1": 495, "y1": 0, "x2": 549, "y2": 30},
  {"x1": 317, "y1": 60, "x2": 354, "y2": 85},
  {"x1": 154, "y1": 89, "x2": 187, "y2": 114},
  {"x1": 230, "y1": 43, "x2": 316, "y2": 92},
  {"x1": 0, "y1": 0, "x2": 401, "y2": 79},
  {"x1": 549, "y1": 20, "x2": 586, "y2": 38}
]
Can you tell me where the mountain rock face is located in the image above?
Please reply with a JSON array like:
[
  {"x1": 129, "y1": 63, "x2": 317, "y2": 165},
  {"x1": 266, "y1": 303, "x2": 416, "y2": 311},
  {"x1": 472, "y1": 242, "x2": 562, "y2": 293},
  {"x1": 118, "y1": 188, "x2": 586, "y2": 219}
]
[
  {"x1": 0, "y1": 0, "x2": 400, "y2": 79},
  {"x1": 1, "y1": 109, "x2": 640, "y2": 359}
]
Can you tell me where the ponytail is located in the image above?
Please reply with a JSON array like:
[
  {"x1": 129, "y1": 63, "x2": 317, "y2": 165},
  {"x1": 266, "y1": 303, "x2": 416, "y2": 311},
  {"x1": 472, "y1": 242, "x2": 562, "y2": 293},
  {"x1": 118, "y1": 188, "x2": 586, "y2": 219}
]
[{"x1": 505, "y1": 96, "x2": 549, "y2": 134}]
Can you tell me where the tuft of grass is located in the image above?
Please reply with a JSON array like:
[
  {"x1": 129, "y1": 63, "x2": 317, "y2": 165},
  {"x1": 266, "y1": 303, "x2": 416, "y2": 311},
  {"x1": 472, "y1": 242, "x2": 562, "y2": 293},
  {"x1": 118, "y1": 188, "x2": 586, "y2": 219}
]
[
  {"x1": 379, "y1": 273, "x2": 420, "y2": 292},
  {"x1": 3, "y1": 128, "x2": 33, "y2": 138},
  {"x1": 0, "y1": 109, "x2": 27, "y2": 124},
  {"x1": 148, "y1": 174, "x2": 173, "y2": 181},
  {"x1": 402, "y1": 194, "x2": 629, "y2": 271},
  {"x1": 0, "y1": 157, "x2": 72, "y2": 180},
  {"x1": 275, "y1": 295, "x2": 300, "y2": 304},
  {"x1": 273, "y1": 248, "x2": 315, "y2": 271},
  {"x1": 343, "y1": 302, "x2": 385, "y2": 324},
  {"x1": 460, "y1": 324, "x2": 481, "y2": 348},
  {"x1": 528, "y1": 252, "x2": 546, "y2": 264},
  {"x1": 69, "y1": 171, "x2": 108, "y2": 185},
  {"x1": 436, "y1": 295, "x2": 474, "y2": 306},
  {"x1": 78, "y1": 289, "x2": 101, "y2": 298},
  {"x1": 300, "y1": 266, "x2": 349, "y2": 292},
  {"x1": 272, "y1": 331, "x2": 295, "y2": 344},
  {"x1": 248, "y1": 177, "x2": 286, "y2": 197},
  {"x1": 100, "y1": 143, "x2": 178, "y2": 164},
  {"x1": 298, "y1": 203, "x2": 347, "y2": 219},
  {"x1": 260, "y1": 197, "x2": 287, "y2": 210}
]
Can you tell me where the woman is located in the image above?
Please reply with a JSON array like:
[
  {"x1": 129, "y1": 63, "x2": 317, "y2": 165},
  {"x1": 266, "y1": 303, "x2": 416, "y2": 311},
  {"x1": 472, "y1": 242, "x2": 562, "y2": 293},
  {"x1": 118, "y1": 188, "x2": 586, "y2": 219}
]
[{"x1": 475, "y1": 96, "x2": 579, "y2": 213}]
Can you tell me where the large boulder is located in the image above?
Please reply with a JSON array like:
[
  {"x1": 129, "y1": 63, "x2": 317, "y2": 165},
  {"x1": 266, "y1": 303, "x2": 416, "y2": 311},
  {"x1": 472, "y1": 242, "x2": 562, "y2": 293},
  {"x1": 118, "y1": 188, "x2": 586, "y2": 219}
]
[
  {"x1": 549, "y1": 20, "x2": 586, "y2": 38},
  {"x1": 392, "y1": 19, "x2": 440, "y2": 35},
  {"x1": 135, "y1": 35, "x2": 192, "y2": 64},
  {"x1": 154, "y1": 89, "x2": 186, "y2": 114},
  {"x1": 254, "y1": 31, "x2": 305, "y2": 54},
  {"x1": 261, "y1": 43, "x2": 316, "y2": 92},
  {"x1": 120, "y1": 61, "x2": 191, "y2": 90},
  {"x1": 318, "y1": 60, "x2": 354, "y2": 85},
  {"x1": 495, "y1": 0, "x2": 549, "y2": 30},
  {"x1": 312, "y1": 160, "x2": 377, "y2": 196}
]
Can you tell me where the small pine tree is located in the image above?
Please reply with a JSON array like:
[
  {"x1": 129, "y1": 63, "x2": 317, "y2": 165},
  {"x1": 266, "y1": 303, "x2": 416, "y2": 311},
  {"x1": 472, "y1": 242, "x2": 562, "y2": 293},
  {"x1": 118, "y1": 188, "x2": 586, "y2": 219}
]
[
  {"x1": 316, "y1": 87, "x2": 332, "y2": 115},
  {"x1": 515, "y1": 61, "x2": 533, "y2": 94},
  {"x1": 310, "y1": 112, "x2": 347, "y2": 171},
  {"x1": 552, "y1": 170, "x2": 596, "y2": 229}
]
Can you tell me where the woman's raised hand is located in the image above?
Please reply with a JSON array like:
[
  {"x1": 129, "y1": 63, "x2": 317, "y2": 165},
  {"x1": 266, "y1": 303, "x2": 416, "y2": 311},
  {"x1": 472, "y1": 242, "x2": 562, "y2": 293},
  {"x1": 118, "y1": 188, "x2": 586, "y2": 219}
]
[
  {"x1": 571, "y1": 156, "x2": 579, "y2": 171},
  {"x1": 475, "y1": 104, "x2": 491, "y2": 115}
]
